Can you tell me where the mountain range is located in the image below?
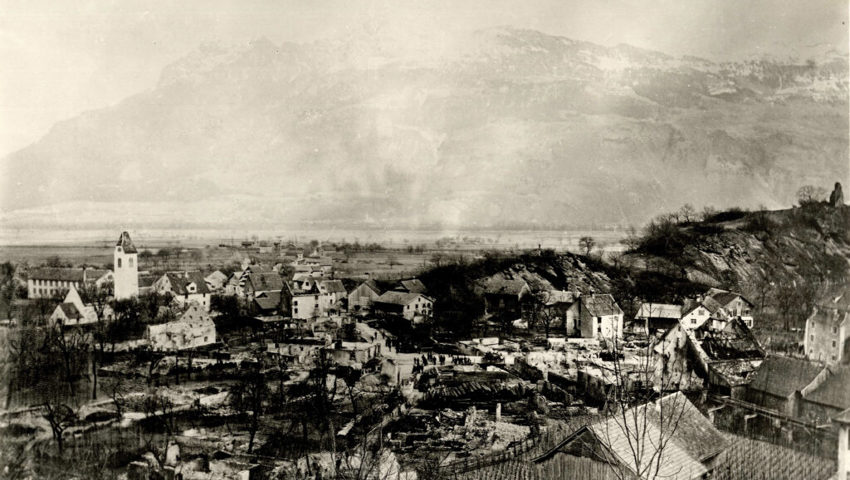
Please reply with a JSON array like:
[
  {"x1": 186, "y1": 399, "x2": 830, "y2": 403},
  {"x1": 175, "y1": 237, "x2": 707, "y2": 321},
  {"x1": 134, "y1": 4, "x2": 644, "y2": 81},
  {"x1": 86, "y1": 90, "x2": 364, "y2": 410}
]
[{"x1": 2, "y1": 26, "x2": 847, "y2": 230}]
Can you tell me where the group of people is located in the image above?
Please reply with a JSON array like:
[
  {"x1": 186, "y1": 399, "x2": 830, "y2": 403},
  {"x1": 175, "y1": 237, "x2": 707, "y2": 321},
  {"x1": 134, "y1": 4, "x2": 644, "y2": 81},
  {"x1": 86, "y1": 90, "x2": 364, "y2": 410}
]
[{"x1": 411, "y1": 353, "x2": 475, "y2": 374}]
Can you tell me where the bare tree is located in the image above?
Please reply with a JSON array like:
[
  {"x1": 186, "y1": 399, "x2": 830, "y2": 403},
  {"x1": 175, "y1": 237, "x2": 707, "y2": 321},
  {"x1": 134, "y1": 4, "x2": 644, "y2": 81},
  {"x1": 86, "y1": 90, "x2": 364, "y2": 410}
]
[
  {"x1": 228, "y1": 365, "x2": 269, "y2": 453},
  {"x1": 45, "y1": 322, "x2": 90, "y2": 400},
  {"x1": 141, "y1": 391, "x2": 177, "y2": 463},
  {"x1": 579, "y1": 236, "x2": 596, "y2": 256},
  {"x1": 589, "y1": 303, "x2": 691, "y2": 480},
  {"x1": 42, "y1": 400, "x2": 77, "y2": 454},
  {"x1": 386, "y1": 254, "x2": 400, "y2": 270},
  {"x1": 0, "y1": 262, "x2": 16, "y2": 323},
  {"x1": 79, "y1": 281, "x2": 113, "y2": 400},
  {"x1": 797, "y1": 185, "x2": 827, "y2": 206}
]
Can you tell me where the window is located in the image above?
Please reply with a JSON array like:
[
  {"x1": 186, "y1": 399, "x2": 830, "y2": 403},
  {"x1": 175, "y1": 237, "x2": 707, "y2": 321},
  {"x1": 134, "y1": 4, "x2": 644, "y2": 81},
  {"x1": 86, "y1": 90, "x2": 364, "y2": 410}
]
[
  {"x1": 129, "y1": 258, "x2": 134, "y2": 267},
  {"x1": 698, "y1": 309, "x2": 705, "y2": 315},
  {"x1": 293, "y1": 300, "x2": 298, "y2": 306},
  {"x1": 811, "y1": 335, "x2": 814, "y2": 342},
  {"x1": 833, "y1": 340, "x2": 837, "y2": 348},
  {"x1": 691, "y1": 318, "x2": 697, "y2": 324},
  {"x1": 117, "y1": 258, "x2": 122, "y2": 268},
  {"x1": 294, "y1": 308, "x2": 298, "y2": 314}
]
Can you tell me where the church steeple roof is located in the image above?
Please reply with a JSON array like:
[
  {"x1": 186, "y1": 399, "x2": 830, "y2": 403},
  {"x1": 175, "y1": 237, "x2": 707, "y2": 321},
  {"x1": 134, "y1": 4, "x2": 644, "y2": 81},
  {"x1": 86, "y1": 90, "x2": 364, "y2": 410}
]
[{"x1": 116, "y1": 231, "x2": 138, "y2": 253}]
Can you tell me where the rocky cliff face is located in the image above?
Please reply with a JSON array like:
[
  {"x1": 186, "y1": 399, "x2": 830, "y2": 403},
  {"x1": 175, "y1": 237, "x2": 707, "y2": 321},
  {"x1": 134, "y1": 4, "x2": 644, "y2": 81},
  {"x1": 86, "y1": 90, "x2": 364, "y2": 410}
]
[
  {"x1": 633, "y1": 203, "x2": 850, "y2": 318},
  {"x1": 1, "y1": 27, "x2": 847, "y2": 229}
]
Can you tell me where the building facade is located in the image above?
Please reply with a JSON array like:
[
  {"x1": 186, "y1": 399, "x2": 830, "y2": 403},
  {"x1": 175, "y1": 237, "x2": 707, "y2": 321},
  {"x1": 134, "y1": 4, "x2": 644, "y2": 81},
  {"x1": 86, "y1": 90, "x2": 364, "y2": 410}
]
[{"x1": 114, "y1": 231, "x2": 139, "y2": 300}]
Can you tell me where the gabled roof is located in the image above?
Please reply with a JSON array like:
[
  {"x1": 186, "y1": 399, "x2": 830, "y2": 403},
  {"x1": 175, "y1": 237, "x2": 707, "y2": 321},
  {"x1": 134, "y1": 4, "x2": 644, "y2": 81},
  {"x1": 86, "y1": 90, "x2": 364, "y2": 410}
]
[
  {"x1": 747, "y1": 356, "x2": 825, "y2": 398},
  {"x1": 536, "y1": 392, "x2": 724, "y2": 479},
  {"x1": 164, "y1": 272, "x2": 211, "y2": 295},
  {"x1": 58, "y1": 302, "x2": 82, "y2": 319},
  {"x1": 580, "y1": 294, "x2": 623, "y2": 317},
  {"x1": 246, "y1": 272, "x2": 283, "y2": 292},
  {"x1": 803, "y1": 364, "x2": 850, "y2": 410},
  {"x1": 397, "y1": 279, "x2": 427, "y2": 294},
  {"x1": 29, "y1": 268, "x2": 111, "y2": 283},
  {"x1": 321, "y1": 280, "x2": 347, "y2": 294},
  {"x1": 480, "y1": 276, "x2": 529, "y2": 296},
  {"x1": 354, "y1": 279, "x2": 381, "y2": 295},
  {"x1": 636, "y1": 303, "x2": 682, "y2": 320},
  {"x1": 706, "y1": 288, "x2": 748, "y2": 305},
  {"x1": 808, "y1": 308, "x2": 850, "y2": 329},
  {"x1": 545, "y1": 290, "x2": 576, "y2": 306},
  {"x1": 116, "y1": 231, "x2": 138, "y2": 253},
  {"x1": 254, "y1": 291, "x2": 282, "y2": 311},
  {"x1": 205, "y1": 271, "x2": 228, "y2": 283},
  {"x1": 374, "y1": 291, "x2": 432, "y2": 306}
]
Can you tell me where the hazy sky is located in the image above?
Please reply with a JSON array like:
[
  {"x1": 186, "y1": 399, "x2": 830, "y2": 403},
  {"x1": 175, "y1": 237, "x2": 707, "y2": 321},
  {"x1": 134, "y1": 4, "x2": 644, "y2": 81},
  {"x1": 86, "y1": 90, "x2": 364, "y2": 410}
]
[{"x1": 1, "y1": 0, "x2": 847, "y2": 158}]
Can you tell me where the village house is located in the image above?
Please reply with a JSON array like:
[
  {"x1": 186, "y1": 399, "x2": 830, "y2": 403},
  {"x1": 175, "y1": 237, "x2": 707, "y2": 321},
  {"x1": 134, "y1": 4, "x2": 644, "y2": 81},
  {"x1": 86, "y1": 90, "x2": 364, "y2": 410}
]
[
  {"x1": 282, "y1": 276, "x2": 347, "y2": 319},
  {"x1": 347, "y1": 279, "x2": 382, "y2": 312},
  {"x1": 152, "y1": 271, "x2": 212, "y2": 311},
  {"x1": 743, "y1": 355, "x2": 826, "y2": 418},
  {"x1": 533, "y1": 392, "x2": 728, "y2": 480},
  {"x1": 290, "y1": 250, "x2": 333, "y2": 276},
  {"x1": 49, "y1": 284, "x2": 114, "y2": 328},
  {"x1": 283, "y1": 278, "x2": 322, "y2": 320},
  {"x1": 251, "y1": 290, "x2": 282, "y2": 316},
  {"x1": 679, "y1": 298, "x2": 715, "y2": 330},
  {"x1": 242, "y1": 271, "x2": 284, "y2": 298},
  {"x1": 372, "y1": 291, "x2": 434, "y2": 323},
  {"x1": 146, "y1": 304, "x2": 217, "y2": 351},
  {"x1": 541, "y1": 290, "x2": 576, "y2": 327},
  {"x1": 393, "y1": 278, "x2": 427, "y2": 294},
  {"x1": 565, "y1": 294, "x2": 624, "y2": 340},
  {"x1": 797, "y1": 363, "x2": 850, "y2": 423},
  {"x1": 634, "y1": 302, "x2": 682, "y2": 333},
  {"x1": 28, "y1": 267, "x2": 112, "y2": 299},
  {"x1": 223, "y1": 264, "x2": 272, "y2": 296},
  {"x1": 705, "y1": 288, "x2": 754, "y2": 327},
  {"x1": 804, "y1": 285, "x2": 850, "y2": 365},
  {"x1": 479, "y1": 275, "x2": 530, "y2": 320},
  {"x1": 317, "y1": 279, "x2": 347, "y2": 314},
  {"x1": 655, "y1": 318, "x2": 765, "y2": 396},
  {"x1": 204, "y1": 270, "x2": 228, "y2": 292}
]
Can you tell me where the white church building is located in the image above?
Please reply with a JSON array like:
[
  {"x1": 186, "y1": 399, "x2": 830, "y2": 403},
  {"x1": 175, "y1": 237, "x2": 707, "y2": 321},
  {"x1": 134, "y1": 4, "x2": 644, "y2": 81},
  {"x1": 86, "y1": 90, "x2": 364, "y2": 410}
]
[{"x1": 114, "y1": 231, "x2": 139, "y2": 300}]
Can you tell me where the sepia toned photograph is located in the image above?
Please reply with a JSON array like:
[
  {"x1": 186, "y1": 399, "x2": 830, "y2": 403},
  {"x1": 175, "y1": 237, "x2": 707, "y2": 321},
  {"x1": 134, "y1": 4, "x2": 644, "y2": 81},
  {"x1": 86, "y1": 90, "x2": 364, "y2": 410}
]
[{"x1": 0, "y1": 1, "x2": 848, "y2": 478}]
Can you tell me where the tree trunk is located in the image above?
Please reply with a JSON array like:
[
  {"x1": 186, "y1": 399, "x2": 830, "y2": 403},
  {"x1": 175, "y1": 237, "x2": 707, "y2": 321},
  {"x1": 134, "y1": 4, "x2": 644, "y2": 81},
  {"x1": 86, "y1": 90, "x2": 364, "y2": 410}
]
[{"x1": 91, "y1": 352, "x2": 98, "y2": 400}]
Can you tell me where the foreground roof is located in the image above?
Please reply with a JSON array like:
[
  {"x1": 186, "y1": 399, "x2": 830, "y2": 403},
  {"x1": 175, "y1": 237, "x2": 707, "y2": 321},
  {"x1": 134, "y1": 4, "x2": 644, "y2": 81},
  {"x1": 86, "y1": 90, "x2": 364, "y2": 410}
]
[
  {"x1": 804, "y1": 364, "x2": 850, "y2": 410},
  {"x1": 536, "y1": 392, "x2": 725, "y2": 479}
]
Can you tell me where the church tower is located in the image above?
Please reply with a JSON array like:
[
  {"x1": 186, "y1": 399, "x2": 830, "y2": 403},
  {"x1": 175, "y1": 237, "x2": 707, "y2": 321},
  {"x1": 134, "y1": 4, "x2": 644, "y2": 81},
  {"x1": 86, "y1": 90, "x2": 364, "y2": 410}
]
[{"x1": 114, "y1": 231, "x2": 139, "y2": 300}]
